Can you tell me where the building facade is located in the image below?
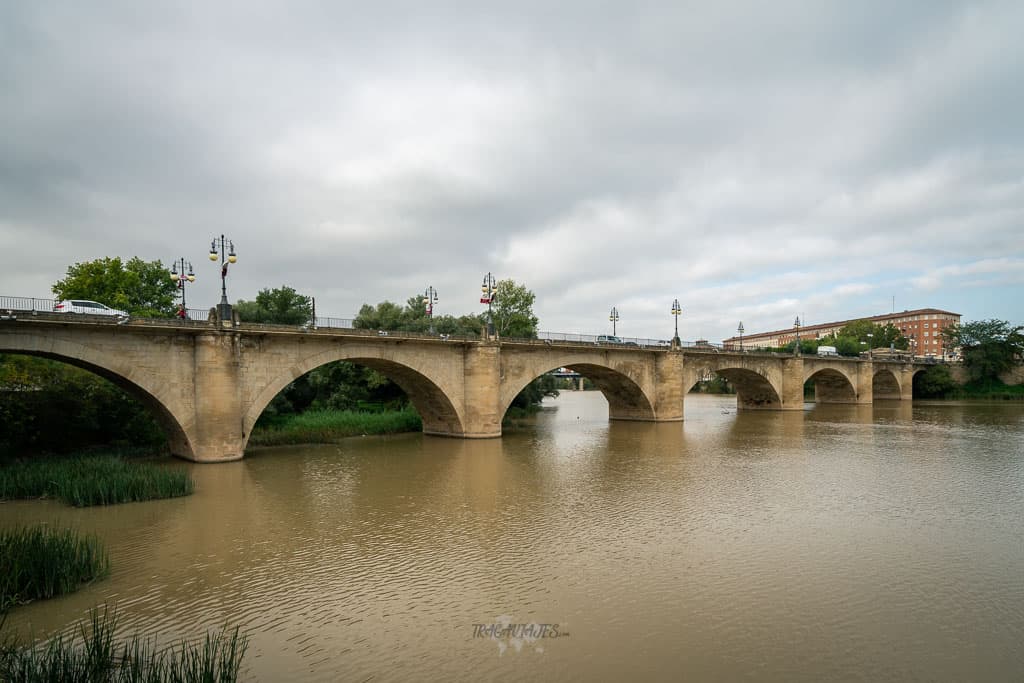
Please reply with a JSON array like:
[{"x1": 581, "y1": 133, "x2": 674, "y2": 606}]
[{"x1": 722, "y1": 308, "x2": 961, "y2": 358}]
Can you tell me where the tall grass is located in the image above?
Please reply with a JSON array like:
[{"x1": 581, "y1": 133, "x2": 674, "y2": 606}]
[
  {"x1": 0, "y1": 525, "x2": 109, "y2": 609},
  {"x1": 0, "y1": 606, "x2": 248, "y2": 682},
  {"x1": 249, "y1": 407, "x2": 422, "y2": 446},
  {"x1": 0, "y1": 455, "x2": 193, "y2": 507}
]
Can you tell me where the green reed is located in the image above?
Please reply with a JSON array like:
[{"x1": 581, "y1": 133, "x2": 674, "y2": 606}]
[
  {"x1": 250, "y1": 407, "x2": 423, "y2": 446},
  {"x1": 0, "y1": 606, "x2": 248, "y2": 682},
  {"x1": 0, "y1": 455, "x2": 193, "y2": 507},
  {"x1": 0, "y1": 525, "x2": 110, "y2": 609}
]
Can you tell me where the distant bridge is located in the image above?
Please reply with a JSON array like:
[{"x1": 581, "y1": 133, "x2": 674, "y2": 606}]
[{"x1": 0, "y1": 304, "x2": 933, "y2": 463}]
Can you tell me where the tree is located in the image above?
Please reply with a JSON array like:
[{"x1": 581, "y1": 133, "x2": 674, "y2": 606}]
[
  {"x1": 819, "y1": 320, "x2": 908, "y2": 356},
  {"x1": 490, "y1": 279, "x2": 538, "y2": 339},
  {"x1": 913, "y1": 365, "x2": 958, "y2": 398},
  {"x1": 0, "y1": 354, "x2": 164, "y2": 455},
  {"x1": 52, "y1": 257, "x2": 179, "y2": 317},
  {"x1": 354, "y1": 297, "x2": 484, "y2": 337},
  {"x1": 941, "y1": 319, "x2": 1024, "y2": 385},
  {"x1": 235, "y1": 286, "x2": 313, "y2": 325},
  {"x1": 353, "y1": 301, "x2": 408, "y2": 331}
]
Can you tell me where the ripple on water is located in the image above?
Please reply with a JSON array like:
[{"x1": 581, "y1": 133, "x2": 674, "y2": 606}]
[{"x1": 3, "y1": 394, "x2": 1024, "y2": 680}]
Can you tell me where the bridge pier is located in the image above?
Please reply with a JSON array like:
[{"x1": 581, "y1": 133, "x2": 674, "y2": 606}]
[
  {"x1": 453, "y1": 344, "x2": 503, "y2": 438},
  {"x1": 186, "y1": 333, "x2": 247, "y2": 462}
]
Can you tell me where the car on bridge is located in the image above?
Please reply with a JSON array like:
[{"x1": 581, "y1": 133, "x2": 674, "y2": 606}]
[
  {"x1": 53, "y1": 299, "x2": 128, "y2": 316},
  {"x1": 595, "y1": 335, "x2": 639, "y2": 347}
]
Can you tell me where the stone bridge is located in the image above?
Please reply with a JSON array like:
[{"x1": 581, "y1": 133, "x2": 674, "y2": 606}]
[{"x1": 0, "y1": 316, "x2": 928, "y2": 462}]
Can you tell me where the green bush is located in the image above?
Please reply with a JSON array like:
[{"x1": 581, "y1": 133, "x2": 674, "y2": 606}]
[{"x1": 0, "y1": 525, "x2": 109, "y2": 609}]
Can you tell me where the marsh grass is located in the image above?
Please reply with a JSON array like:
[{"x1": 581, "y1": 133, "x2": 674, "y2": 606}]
[
  {"x1": 0, "y1": 606, "x2": 248, "y2": 682},
  {"x1": 0, "y1": 525, "x2": 109, "y2": 609},
  {"x1": 0, "y1": 455, "x2": 193, "y2": 507},
  {"x1": 250, "y1": 407, "x2": 422, "y2": 446}
]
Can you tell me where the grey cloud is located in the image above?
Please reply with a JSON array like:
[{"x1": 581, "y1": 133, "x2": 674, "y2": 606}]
[{"x1": 1, "y1": 1, "x2": 1022, "y2": 340}]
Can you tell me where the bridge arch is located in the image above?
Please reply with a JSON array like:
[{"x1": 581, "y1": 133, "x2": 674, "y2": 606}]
[
  {"x1": 499, "y1": 358, "x2": 656, "y2": 422},
  {"x1": 805, "y1": 367, "x2": 858, "y2": 403},
  {"x1": 0, "y1": 339, "x2": 193, "y2": 457},
  {"x1": 243, "y1": 346, "x2": 465, "y2": 441},
  {"x1": 872, "y1": 367, "x2": 902, "y2": 399},
  {"x1": 714, "y1": 367, "x2": 783, "y2": 409}
]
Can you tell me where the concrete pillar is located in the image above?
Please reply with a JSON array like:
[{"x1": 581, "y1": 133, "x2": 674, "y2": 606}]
[
  {"x1": 461, "y1": 343, "x2": 502, "y2": 438},
  {"x1": 188, "y1": 332, "x2": 246, "y2": 462}
]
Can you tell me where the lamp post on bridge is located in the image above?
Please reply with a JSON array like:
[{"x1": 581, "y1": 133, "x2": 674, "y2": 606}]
[
  {"x1": 209, "y1": 235, "x2": 237, "y2": 322},
  {"x1": 480, "y1": 272, "x2": 496, "y2": 338},
  {"x1": 169, "y1": 258, "x2": 195, "y2": 319},
  {"x1": 793, "y1": 316, "x2": 801, "y2": 356},
  {"x1": 609, "y1": 307, "x2": 620, "y2": 337},
  {"x1": 737, "y1": 321, "x2": 745, "y2": 352},
  {"x1": 671, "y1": 299, "x2": 681, "y2": 347},
  {"x1": 423, "y1": 286, "x2": 438, "y2": 333}
]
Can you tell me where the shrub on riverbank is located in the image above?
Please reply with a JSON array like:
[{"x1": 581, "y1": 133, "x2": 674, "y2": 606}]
[
  {"x1": 0, "y1": 606, "x2": 248, "y2": 682},
  {"x1": 249, "y1": 407, "x2": 422, "y2": 446},
  {"x1": 952, "y1": 379, "x2": 1024, "y2": 400},
  {"x1": 0, "y1": 525, "x2": 109, "y2": 609},
  {"x1": 0, "y1": 454, "x2": 193, "y2": 507}
]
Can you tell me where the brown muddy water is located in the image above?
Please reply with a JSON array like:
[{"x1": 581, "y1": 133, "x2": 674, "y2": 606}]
[{"x1": 3, "y1": 392, "x2": 1024, "y2": 681}]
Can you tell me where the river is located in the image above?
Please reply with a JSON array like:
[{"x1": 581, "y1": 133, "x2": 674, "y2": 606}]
[{"x1": 3, "y1": 392, "x2": 1024, "y2": 681}]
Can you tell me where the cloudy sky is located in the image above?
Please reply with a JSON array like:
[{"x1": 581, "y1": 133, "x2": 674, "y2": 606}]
[{"x1": 1, "y1": 1, "x2": 1021, "y2": 342}]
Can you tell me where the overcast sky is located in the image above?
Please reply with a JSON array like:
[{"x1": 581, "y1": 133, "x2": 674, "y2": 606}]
[{"x1": 2, "y1": 1, "x2": 1022, "y2": 342}]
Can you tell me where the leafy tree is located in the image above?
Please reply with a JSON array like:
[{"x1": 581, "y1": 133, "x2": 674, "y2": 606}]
[
  {"x1": 941, "y1": 319, "x2": 1024, "y2": 385},
  {"x1": 0, "y1": 354, "x2": 164, "y2": 455},
  {"x1": 52, "y1": 257, "x2": 179, "y2": 317},
  {"x1": 235, "y1": 286, "x2": 313, "y2": 325},
  {"x1": 490, "y1": 279, "x2": 538, "y2": 339},
  {"x1": 354, "y1": 296, "x2": 483, "y2": 337},
  {"x1": 913, "y1": 365, "x2": 959, "y2": 398},
  {"x1": 353, "y1": 301, "x2": 407, "y2": 331},
  {"x1": 819, "y1": 320, "x2": 908, "y2": 356}
]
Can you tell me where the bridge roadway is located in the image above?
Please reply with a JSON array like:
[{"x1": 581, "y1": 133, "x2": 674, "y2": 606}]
[{"x1": 0, "y1": 313, "x2": 927, "y2": 463}]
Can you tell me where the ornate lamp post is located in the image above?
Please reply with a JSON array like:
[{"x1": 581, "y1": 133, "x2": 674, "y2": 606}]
[
  {"x1": 671, "y1": 299, "x2": 681, "y2": 347},
  {"x1": 169, "y1": 258, "x2": 195, "y2": 319},
  {"x1": 209, "y1": 235, "x2": 237, "y2": 321},
  {"x1": 609, "y1": 307, "x2": 620, "y2": 336},
  {"x1": 423, "y1": 286, "x2": 438, "y2": 333},
  {"x1": 480, "y1": 273, "x2": 496, "y2": 337},
  {"x1": 866, "y1": 332, "x2": 873, "y2": 359},
  {"x1": 737, "y1": 321, "x2": 745, "y2": 352},
  {"x1": 793, "y1": 316, "x2": 801, "y2": 356}
]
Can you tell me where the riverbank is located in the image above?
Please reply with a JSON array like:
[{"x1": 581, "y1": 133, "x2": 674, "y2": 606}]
[
  {"x1": 949, "y1": 382, "x2": 1024, "y2": 400},
  {"x1": 249, "y1": 407, "x2": 422, "y2": 446}
]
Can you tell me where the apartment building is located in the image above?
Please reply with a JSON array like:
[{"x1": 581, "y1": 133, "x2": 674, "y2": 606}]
[{"x1": 722, "y1": 308, "x2": 961, "y2": 357}]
